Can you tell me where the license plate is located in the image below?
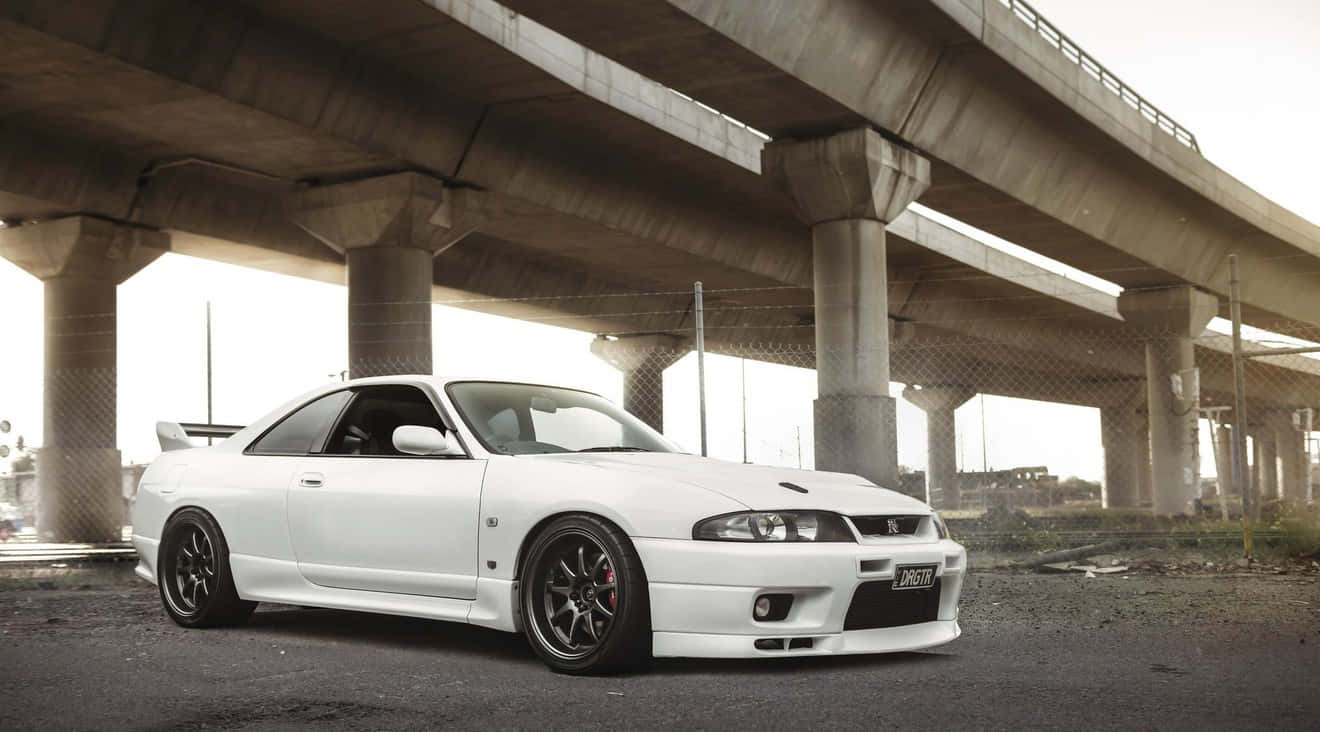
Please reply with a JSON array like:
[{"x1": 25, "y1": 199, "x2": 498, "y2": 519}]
[{"x1": 892, "y1": 564, "x2": 937, "y2": 591}]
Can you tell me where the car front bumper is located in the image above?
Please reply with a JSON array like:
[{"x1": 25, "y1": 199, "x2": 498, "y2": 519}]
[{"x1": 633, "y1": 536, "x2": 966, "y2": 659}]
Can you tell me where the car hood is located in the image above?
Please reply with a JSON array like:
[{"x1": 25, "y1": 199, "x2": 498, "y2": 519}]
[{"x1": 529, "y1": 452, "x2": 931, "y2": 516}]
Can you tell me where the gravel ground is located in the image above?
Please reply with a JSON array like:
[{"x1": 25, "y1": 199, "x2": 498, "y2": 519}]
[{"x1": 1, "y1": 565, "x2": 1317, "y2": 730}]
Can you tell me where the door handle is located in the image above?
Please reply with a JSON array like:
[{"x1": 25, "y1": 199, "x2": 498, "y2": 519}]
[{"x1": 299, "y1": 473, "x2": 324, "y2": 488}]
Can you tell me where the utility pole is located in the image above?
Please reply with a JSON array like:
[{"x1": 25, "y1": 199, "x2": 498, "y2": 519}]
[
  {"x1": 1229, "y1": 255, "x2": 1252, "y2": 558},
  {"x1": 694, "y1": 282, "x2": 707, "y2": 457}
]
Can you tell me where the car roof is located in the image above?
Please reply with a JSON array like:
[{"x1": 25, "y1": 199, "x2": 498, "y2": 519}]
[{"x1": 337, "y1": 375, "x2": 604, "y2": 397}]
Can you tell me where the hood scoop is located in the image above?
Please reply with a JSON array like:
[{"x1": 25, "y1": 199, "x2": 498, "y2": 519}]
[{"x1": 779, "y1": 481, "x2": 808, "y2": 494}]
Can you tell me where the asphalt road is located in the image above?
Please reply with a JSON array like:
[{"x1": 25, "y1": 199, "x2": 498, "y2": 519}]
[{"x1": 2, "y1": 568, "x2": 1317, "y2": 730}]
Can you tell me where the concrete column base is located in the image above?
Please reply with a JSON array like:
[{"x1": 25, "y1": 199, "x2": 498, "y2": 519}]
[
  {"x1": 36, "y1": 447, "x2": 124, "y2": 543},
  {"x1": 814, "y1": 394, "x2": 898, "y2": 490}
]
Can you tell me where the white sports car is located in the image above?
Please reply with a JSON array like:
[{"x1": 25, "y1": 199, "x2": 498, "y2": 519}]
[{"x1": 133, "y1": 376, "x2": 966, "y2": 674}]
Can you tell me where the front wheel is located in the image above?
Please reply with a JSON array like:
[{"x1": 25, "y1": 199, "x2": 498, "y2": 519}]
[
  {"x1": 520, "y1": 515, "x2": 651, "y2": 674},
  {"x1": 157, "y1": 508, "x2": 256, "y2": 628}
]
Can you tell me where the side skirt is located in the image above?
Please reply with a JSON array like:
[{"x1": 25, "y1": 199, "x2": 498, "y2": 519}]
[{"x1": 228, "y1": 554, "x2": 518, "y2": 631}]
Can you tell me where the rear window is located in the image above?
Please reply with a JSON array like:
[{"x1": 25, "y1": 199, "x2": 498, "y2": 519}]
[{"x1": 249, "y1": 391, "x2": 352, "y2": 455}]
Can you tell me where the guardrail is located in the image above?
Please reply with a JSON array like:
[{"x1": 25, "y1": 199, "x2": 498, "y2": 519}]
[{"x1": 996, "y1": 0, "x2": 1201, "y2": 153}]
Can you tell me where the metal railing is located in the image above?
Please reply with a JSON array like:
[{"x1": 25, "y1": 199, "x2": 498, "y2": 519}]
[{"x1": 996, "y1": 0, "x2": 1201, "y2": 153}]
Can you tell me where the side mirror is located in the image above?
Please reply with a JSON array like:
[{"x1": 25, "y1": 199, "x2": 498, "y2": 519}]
[{"x1": 393, "y1": 425, "x2": 465, "y2": 457}]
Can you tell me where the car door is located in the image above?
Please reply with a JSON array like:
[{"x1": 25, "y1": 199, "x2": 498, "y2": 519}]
[{"x1": 286, "y1": 383, "x2": 486, "y2": 600}]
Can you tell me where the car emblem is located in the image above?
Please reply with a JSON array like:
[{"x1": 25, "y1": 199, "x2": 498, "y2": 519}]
[{"x1": 887, "y1": 518, "x2": 900, "y2": 535}]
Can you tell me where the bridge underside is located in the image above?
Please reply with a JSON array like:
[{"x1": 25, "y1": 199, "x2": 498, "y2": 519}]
[{"x1": 0, "y1": 0, "x2": 1316, "y2": 534}]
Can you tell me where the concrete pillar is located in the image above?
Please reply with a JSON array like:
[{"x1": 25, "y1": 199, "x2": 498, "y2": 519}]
[
  {"x1": 1276, "y1": 418, "x2": 1306, "y2": 502},
  {"x1": 1117, "y1": 286, "x2": 1218, "y2": 515},
  {"x1": 1212, "y1": 423, "x2": 1233, "y2": 499},
  {"x1": 1255, "y1": 429, "x2": 1278, "y2": 501},
  {"x1": 1133, "y1": 409, "x2": 1151, "y2": 507},
  {"x1": 764, "y1": 128, "x2": 930, "y2": 489},
  {"x1": 902, "y1": 386, "x2": 974, "y2": 509},
  {"x1": 344, "y1": 247, "x2": 433, "y2": 377},
  {"x1": 0, "y1": 217, "x2": 166, "y2": 541},
  {"x1": 290, "y1": 174, "x2": 503, "y2": 378},
  {"x1": 590, "y1": 335, "x2": 687, "y2": 432},
  {"x1": 1099, "y1": 392, "x2": 1144, "y2": 508}
]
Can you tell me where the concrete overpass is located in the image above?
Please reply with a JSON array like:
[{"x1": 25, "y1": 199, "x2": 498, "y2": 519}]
[{"x1": 0, "y1": 0, "x2": 1316, "y2": 537}]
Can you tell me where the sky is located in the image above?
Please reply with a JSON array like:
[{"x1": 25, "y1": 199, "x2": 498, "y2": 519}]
[{"x1": 1, "y1": 0, "x2": 1317, "y2": 487}]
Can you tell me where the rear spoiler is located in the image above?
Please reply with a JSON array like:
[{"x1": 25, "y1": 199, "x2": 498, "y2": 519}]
[{"x1": 156, "y1": 421, "x2": 245, "y2": 452}]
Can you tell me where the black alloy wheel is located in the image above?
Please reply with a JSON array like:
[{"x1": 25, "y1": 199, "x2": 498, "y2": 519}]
[
  {"x1": 158, "y1": 508, "x2": 256, "y2": 628},
  {"x1": 521, "y1": 515, "x2": 650, "y2": 674}
]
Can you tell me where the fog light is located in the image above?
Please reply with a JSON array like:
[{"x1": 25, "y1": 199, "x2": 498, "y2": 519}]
[{"x1": 753, "y1": 593, "x2": 793, "y2": 621}]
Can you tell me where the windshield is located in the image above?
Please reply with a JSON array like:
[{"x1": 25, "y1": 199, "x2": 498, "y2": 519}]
[{"x1": 445, "y1": 381, "x2": 678, "y2": 456}]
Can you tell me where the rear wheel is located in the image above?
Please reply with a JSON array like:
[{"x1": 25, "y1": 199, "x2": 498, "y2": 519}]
[
  {"x1": 520, "y1": 515, "x2": 650, "y2": 674},
  {"x1": 157, "y1": 508, "x2": 255, "y2": 628}
]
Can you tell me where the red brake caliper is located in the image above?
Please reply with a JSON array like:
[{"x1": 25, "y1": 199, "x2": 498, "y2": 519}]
[{"x1": 605, "y1": 567, "x2": 616, "y2": 608}]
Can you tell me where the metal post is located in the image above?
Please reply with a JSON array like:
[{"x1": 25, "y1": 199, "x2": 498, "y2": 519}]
[
  {"x1": 205, "y1": 301, "x2": 214, "y2": 446},
  {"x1": 1304, "y1": 407, "x2": 1314, "y2": 503},
  {"x1": 1229, "y1": 255, "x2": 1252, "y2": 557},
  {"x1": 740, "y1": 358, "x2": 747, "y2": 463},
  {"x1": 694, "y1": 282, "x2": 708, "y2": 457},
  {"x1": 795, "y1": 425, "x2": 802, "y2": 469},
  {"x1": 980, "y1": 393, "x2": 988, "y2": 471}
]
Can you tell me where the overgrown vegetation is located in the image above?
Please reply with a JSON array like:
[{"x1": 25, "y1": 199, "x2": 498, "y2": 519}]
[{"x1": 949, "y1": 501, "x2": 1320, "y2": 558}]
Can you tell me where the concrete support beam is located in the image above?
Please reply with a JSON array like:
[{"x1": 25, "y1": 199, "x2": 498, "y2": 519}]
[
  {"x1": 289, "y1": 173, "x2": 517, "y2": 378},
  {"x1": 0, "y1": 217, "x2": 166, "y2": 541},
  {"x1": 590, "y1": 335, "x2": 688, "y2": 432},
  {"x1": 1118, "y1": 286, "x2": 1218, "y2": 515},
  {"x1": 902, "y1": 385, "x2": 974, "y2": 509},
  {"x1": 764, "y1": 128, "x2": 930, "y2": 489},
  {"x1": 1099, "y1": 391, "x2": 1144, "y2": 509}
]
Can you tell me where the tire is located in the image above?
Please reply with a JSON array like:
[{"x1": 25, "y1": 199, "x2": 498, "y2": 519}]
[
  {"x1": 520, "y1": 514, "x2": 651, "y2": 674},
  {"x1": 157, "y1": 507, "x2": 256, "y2": 628}
]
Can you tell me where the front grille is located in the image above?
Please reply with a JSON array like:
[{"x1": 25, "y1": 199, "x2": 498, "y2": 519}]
[
  {"x1": 843, "y1": 579, "x2": 942, "y2": 631},
  {"x1": 850, "y1": 515, "x2": 924, "y2": 536}
]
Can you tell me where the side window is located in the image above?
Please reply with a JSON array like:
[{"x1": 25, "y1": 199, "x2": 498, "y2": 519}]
[
  {"x1": 249, "y1": 391, "x2": 353, "y2": 455},
  {"x1": 323, "y1": 385, "x2": 446, "y2": 456}
]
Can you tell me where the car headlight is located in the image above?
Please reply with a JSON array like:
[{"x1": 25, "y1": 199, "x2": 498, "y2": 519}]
[
  {"x1": 692, "y1": 511, "x2": 855, "y2": 542},
  {"x1": 931, "y1": 512, "x2": 951, "y2": 540}
]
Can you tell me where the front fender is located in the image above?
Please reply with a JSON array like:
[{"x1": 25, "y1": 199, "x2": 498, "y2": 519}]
[{"x1": 474, "y1": 456, "x2": 745, "y2": 582}]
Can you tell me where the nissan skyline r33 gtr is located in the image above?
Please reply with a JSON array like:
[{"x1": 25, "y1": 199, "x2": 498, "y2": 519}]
[{"x1": 133, "y1": 376, "x2": 966, "y2": 674}]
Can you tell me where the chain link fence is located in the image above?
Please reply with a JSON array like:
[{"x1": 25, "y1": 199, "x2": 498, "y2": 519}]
[{"x1": 3, "y1": 297, "x2": 1318, "y2": 545}]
